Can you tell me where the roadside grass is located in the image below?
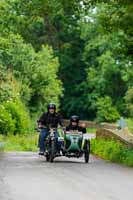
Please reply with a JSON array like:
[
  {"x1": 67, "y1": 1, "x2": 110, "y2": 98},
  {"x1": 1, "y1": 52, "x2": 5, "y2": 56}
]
[
  {"x1": 91, "y1": 138, "x2": 133, "y2": 167},
  {"x1": 0, "y1": 135, "x2": 5, "y2": 151},
  {"x1": 0, "y1": 134, "x2": 38, "y2": 152}
]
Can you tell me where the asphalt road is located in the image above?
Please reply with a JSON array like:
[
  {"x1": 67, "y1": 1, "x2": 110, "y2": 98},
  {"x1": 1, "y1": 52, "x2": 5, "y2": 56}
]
[{"x1": 0, "y1": 152, "x2": 133, "y2": 200}]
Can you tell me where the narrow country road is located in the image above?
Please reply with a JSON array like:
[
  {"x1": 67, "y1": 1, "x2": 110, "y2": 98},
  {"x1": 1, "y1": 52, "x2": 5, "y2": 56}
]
[{"x1": 0, "y1": 152, "x2": 133, "y2": 200}]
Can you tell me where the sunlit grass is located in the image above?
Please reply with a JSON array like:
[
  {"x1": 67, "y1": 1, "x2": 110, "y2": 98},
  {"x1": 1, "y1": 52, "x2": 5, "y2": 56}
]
[
  {"x1": 0, "y1": 134, "x2": 38, "y2": 152},
  {"x1": 91, "y1": 138, "x2": 133, "y2": 167}
]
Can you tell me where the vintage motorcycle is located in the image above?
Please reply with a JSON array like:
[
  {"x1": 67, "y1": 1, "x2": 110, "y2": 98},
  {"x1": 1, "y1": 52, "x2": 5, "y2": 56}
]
[{"x1": 37, "y1": 128, "x2": 90, "y2": 163}]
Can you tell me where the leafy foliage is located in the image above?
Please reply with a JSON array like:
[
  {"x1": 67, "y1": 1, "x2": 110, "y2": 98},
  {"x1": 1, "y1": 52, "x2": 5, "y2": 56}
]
[
  {"x1": 125, "y1": 88, "x2": 133, "y2": 118},
  {"x1": 0, "y1": 0, "x2": 63, "y2": 134},
  {"x1": 0, "y1": 105, "x2": 15, "y2": 135},
  {"x1": 4, "y1": 100, "x2": 31, "y2": 135},
  {"x1": 78, "y1": 2, "x2": 133, "y2": 119},
  {"x1": 0, "y1": 0, "x2": 133, "y2": 135},
  {"x1": 96, "y1": 96, "x2": 120, "y2": 122}
]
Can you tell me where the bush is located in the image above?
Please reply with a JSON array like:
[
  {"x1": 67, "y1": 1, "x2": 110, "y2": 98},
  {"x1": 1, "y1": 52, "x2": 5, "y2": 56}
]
[
  {"x1": 122, "y1": 150, "x2": 133, "y2": 167},
  {"x1": 96, "y1": 96, "x2": 120, "y2": 122},
  {"x1": 4, "y1": 100, "x2": 31, "y2": 135},
  {"x1": 0, "y1": 105, "x2": 15, "y2": 135}
]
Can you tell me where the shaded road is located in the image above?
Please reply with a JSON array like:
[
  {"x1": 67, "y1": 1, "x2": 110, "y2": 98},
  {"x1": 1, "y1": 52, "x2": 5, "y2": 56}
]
[{"x1": 0, "y1": 152, "x2": 133, "y2": 200}]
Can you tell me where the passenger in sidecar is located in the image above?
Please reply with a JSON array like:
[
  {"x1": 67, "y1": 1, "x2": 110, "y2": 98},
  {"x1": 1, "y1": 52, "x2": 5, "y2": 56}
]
[{"x1": 66, "y1": 115, "x2": 86, "y2": 134}]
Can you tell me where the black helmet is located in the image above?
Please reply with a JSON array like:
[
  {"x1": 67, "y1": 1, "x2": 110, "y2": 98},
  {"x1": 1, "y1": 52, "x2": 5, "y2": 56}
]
[
  {"x1": 70, "y1": 115, "x2": 79, "y2": 123},
  {"x1": 47, "y1": 103, "x2": 56, "y2": 110}
]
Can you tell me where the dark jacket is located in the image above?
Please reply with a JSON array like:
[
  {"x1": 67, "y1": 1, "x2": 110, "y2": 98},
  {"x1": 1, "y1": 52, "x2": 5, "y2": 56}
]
[
  {"x1": 38, "y1": 112, "x2": 63, "y2": 128},
  {"x1": 66, "y1": 124, "x2": 86, "y2": 134}
]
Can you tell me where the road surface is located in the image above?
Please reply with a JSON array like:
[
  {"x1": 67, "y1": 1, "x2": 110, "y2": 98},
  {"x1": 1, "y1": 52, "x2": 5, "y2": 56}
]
[{"x1": 0, "y1": 152, "x2": 133, "y2": 200}]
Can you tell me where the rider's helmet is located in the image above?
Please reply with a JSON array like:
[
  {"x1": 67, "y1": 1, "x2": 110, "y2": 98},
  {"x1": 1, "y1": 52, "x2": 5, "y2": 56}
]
[
  {"x1": 47, "y1": 103, "x2": 56, "y2": 111},
  {"x1": 70, "y1": 115, "x2": 79, "y2": 124}
]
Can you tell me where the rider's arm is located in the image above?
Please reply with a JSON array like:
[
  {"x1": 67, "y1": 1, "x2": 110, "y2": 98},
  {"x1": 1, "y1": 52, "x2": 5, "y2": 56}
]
[
  {"x1": 81, "y1": 127, "x2": 86, "y2": 134},
  {"x1": 38, "y1": 112, "x2": 47, "y2": 126},
  {"x1": 79, "y1": 126, "x2": 86, "y2": 134},
  {"x1": 66, "y1": 126, "x2": 70, "y2": 131}
]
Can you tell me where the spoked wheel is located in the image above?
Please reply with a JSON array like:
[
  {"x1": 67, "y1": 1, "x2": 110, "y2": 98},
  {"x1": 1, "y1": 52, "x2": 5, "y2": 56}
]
[
  {"x1": 84, "y1": 139, "x2": 90, "y2": 163},
  {"x1": 49, "y1": 140, "x2": 56, "y2": 163}
]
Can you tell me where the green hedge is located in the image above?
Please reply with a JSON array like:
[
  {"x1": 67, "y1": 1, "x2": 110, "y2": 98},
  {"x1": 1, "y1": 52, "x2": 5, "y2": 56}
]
[
  {"x1": 96, "y1": 96, "x2": 120, "y2": 122},
  {"x1": 91, "y1": 139, "x2": 133, "y2": 167},
  {"x1": 0, "y1": 100, "x2": 31, "y2": 135},
  {"x1": 0, "y1": 105, "x2": 15, "y2": 134}
]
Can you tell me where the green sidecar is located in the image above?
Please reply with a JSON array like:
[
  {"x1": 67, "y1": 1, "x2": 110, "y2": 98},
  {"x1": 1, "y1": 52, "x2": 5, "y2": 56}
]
[{"x1": 60, "y1": 130, "x2": 90, "y2": 163}]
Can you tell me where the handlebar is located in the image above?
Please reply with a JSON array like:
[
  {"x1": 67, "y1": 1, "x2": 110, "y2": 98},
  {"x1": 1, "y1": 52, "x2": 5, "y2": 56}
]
[{"x1": 35, "y1": 127, "x2": 58, "y2": 132}]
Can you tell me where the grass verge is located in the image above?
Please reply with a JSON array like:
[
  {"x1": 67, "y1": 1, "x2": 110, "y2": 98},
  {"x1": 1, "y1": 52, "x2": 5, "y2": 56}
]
[
  {"x1": 0, "y1": 134, "x2": 38, "y2": 152},
  {"x1": 91, "y1": 138, "x2": 133, "y2": 167}
]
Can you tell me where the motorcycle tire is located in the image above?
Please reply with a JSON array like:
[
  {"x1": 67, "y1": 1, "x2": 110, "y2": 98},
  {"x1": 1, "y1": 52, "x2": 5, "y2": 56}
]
[
  {"x1": 49, "y1": 140, "x2": 56, "y2": 163},
  {"x1": 84, "y1": 139, "x2": 90, "y2": 163}
]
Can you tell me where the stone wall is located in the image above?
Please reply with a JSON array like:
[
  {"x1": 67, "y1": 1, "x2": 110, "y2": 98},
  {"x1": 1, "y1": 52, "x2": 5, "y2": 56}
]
[{"x1": 96, "y1": 128, "x2": 133, "y2": 148}]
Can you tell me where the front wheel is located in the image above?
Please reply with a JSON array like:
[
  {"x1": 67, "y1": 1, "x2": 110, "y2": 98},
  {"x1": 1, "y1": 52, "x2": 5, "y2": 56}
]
[
  {"x1": 84, "y1": 139, "x2": 90, "y2": 163},
  {"x1": 45, "y1": 154, "x2": 49, "y2": 162},
  {"x1": 49, "y1": 140, "x2": 56, "y2": 163}
]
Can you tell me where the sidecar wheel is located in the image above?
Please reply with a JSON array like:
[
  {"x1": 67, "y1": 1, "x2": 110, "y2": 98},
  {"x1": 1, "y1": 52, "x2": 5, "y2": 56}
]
[{"x1": 84, "y1": 140, "x2": 90, "y2": 163}]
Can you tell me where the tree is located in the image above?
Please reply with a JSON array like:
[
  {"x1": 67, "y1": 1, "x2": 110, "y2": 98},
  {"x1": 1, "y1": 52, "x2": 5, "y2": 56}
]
[
  {"x1": 125, "y1": 88, "x2": 133, "y2": 118},
  {"x1": 0, "y1": 0, "x2": 132, "y2": 123},
  {"x1": 0, "y1": 33, "x2": 63, "y2": 115},
  {"x1": 78, "y1": 2, "x2": 133, "y2": 119}
]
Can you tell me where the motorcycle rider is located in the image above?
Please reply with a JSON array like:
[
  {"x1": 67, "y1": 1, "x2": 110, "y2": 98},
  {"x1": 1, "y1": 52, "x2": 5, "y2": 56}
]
[
  {"x1": 66, "y1": 115, "x2": 86, "y2": 133},
  {"x1": 38, "y1": 103, "x2": 63, "y2": 155}
]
